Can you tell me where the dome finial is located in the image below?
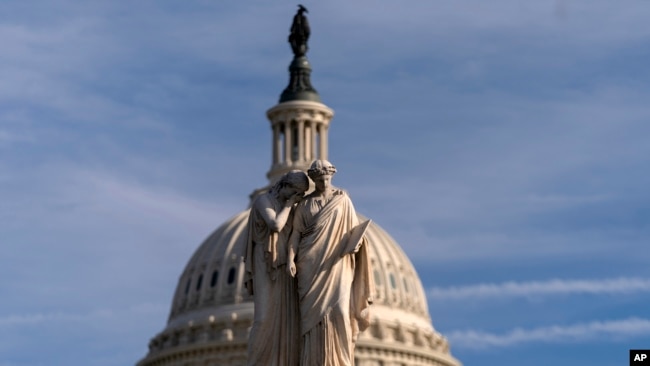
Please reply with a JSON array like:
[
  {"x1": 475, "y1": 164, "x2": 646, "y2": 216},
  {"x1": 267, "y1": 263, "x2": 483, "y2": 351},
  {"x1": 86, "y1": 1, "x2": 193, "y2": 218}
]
[{"x1": 280, "y1": 5, "x2": 320, "y2": 103}]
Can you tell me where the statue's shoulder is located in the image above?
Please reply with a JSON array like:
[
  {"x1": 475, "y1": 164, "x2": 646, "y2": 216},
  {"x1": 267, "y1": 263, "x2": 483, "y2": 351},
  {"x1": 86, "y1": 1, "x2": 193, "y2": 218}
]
[
  {"x1": 297, "y1": 193, "x2": 316, "y2": 206},
  {"x1": 252, "y1": 192, "x2": 274, "y2": 211}
]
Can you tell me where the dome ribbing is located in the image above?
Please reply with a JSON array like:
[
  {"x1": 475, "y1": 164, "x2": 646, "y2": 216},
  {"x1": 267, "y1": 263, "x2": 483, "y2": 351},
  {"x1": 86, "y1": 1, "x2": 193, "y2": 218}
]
[{"x1": 138, "y1": 211, "x2": 460, "y2": 366}]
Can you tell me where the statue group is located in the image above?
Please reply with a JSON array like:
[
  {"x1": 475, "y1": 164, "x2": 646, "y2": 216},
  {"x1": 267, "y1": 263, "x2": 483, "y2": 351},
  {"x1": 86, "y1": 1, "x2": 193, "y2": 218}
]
[{"x1": 244, "y1": 160, "x2": 374, "y2": 366}]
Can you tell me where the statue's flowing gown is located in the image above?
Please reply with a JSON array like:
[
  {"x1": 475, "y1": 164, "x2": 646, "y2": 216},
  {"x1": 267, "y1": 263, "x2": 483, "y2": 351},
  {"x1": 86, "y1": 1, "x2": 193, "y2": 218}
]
[
  {"x1": 244, "y1": 195, "x2": 300, "y2": 366},
  {"x1": 292, "y1": 191, "x2": 373, "y2": 366}
]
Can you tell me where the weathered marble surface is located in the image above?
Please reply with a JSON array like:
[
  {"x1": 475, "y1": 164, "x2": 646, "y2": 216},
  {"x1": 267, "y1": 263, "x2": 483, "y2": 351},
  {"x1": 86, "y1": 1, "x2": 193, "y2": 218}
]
[{"x1": 244, "y1": 171, "x2": 309, "y2": 366}]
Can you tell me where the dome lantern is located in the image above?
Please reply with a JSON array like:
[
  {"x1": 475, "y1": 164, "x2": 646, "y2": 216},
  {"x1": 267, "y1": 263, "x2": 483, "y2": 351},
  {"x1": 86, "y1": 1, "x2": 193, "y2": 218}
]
[{"x1": 265, "y1": 6, "x2": 333, "y2": 184}]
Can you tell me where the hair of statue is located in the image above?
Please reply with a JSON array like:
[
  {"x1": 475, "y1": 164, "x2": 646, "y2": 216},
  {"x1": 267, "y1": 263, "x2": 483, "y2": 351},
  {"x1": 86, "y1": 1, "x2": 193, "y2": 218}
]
[
  {"x1": 307, "y1": 160, "x2": 337, "y2": 180},
  {"x1": 271, "y1": 170, "x2": 310, "y2": 195}
]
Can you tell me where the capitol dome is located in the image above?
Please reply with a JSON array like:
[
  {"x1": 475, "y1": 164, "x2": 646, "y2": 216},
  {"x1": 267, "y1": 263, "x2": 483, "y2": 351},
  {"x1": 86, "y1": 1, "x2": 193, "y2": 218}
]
[
  {"x1": 138, "y1": 210, "x2": 460, "y2": 366},
  {"x1": 137, "y1": 8, "x2": 461, "y2": 366}
]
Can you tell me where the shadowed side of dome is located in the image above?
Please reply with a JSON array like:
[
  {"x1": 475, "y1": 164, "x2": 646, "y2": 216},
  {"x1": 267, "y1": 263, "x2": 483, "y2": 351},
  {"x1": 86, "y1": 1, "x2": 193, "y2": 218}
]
[
  {"x1": 169, "y1": 210, "x2": 252, "y2": 323},
  {"x1": 139, "y1": 211, "x2": 254, "y2": 366}
]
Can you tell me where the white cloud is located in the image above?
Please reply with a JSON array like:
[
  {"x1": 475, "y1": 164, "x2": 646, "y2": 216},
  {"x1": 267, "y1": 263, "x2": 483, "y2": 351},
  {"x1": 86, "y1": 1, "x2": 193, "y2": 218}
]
[
  {"x1": 0, "y1": 303, "x2": 169, "y2": 365},
  {"x1": 0, "y1": 303, "x2": 168, "y2": 328},
  {"x1": 74, "y1": 169, "x2": 228, "y2": 231},
  {"x1": 428, "y1": 277, "x2": 650, "y2": 300},
  {"x1": 340, "y1": 86, "x2": 650, "y2": 263},
  {"x1": 448, "y1": 317, "x2": 650, "y2": 349},
  {"x1": 0, "y1": 161, "x2": 243, "y2": 319},
  {"x1": 0, "y1": 309, "x2": 113, "y2": 327}
]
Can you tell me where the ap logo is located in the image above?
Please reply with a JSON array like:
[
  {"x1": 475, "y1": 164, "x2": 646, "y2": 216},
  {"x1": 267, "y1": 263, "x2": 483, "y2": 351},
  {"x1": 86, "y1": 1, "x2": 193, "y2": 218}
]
[{"x1": 630, "y1": 350, "x2": 650, "y2": 365}]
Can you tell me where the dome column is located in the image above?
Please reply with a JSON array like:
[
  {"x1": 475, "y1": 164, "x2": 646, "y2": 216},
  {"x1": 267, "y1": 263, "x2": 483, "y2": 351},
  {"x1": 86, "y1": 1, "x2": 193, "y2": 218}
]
[
  {"x1": 319, "y1": 124, "x2": 328, "y2": 160},
  {"x1": 297, "y1": 119, "x2": 305, "y2": 162},
  {"x1": 272, "y1": 124, "x2": 281, "y2": 164},
  {"x1": 305, "y1": 121, "x2": 313, "y2": 162},
  {"x1": 266, "y1": 101, "x2": 333, "y2": 183},
  {"x1": 284, "y1": 121, "x2": 293, "y2": 165}
]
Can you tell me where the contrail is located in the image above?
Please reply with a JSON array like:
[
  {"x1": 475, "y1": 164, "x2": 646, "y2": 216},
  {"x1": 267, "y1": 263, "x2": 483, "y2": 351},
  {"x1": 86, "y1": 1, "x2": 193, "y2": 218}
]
[
  {"x1": 428, "y1": 277, "x2": 650, "y2": 300},
  {"x1": 447, "y1": 317, "x2": 650, "y2": 349}
]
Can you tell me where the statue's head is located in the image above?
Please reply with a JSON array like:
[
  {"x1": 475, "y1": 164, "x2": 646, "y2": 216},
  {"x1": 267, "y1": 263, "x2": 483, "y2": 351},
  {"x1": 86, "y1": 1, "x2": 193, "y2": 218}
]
[
  {"x1": 308, "y1": 160, "x2": 336, "y2": 180},
  {"x1": 272, "y1": 170, "x2": 309, "y2": 199}
]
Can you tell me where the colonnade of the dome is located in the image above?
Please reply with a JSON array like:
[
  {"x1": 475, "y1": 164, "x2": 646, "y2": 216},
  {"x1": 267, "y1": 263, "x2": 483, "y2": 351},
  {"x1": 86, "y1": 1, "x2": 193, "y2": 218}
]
[{"x1": 265, "y1": 100, "x2": 333, "y2": 184}]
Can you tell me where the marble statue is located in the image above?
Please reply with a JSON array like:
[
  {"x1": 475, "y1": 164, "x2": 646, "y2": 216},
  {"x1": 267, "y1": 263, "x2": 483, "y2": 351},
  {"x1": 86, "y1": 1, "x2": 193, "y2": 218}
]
[
  {"x1": 244, "y1": 170, "x2": 310, "y2": 366},
  {"x1": 288, "y1": 160, "x2": 374, "y2": 366}
]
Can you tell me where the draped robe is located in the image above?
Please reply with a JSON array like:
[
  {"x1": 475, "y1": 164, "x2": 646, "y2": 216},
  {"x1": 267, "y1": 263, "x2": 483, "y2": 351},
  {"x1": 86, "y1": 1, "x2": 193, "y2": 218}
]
[
  {"x1": 292, "y1": 190, "x2": 374, "y2": 366},
  {"x1": 243, "y1": 194, "x2": 300, "y2": 366}
]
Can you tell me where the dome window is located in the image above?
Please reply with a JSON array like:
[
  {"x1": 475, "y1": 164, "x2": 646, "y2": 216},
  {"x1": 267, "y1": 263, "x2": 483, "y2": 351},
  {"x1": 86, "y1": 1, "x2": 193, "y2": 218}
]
[
  {"x1": 403, "y1": 277, "x2": 409, "y2": 293},
  {"x1": 227, "y1": 267, "x2": 236, "y2": 285},
  {"x1": 373, "y1": 270, "x2": 383, "y2": 286},
  {"x1": 184, "y1": 278, "x2": 191, "y2": 295},
  {"x1": 210, "y1": 270, "x2": 219, "y2": 287},
  {"x1": 389, "y1": 273, "x2": 397, "y2": 289},
  {"x1": 196, "y1": 274, "x2": 203, "y2": 291}
]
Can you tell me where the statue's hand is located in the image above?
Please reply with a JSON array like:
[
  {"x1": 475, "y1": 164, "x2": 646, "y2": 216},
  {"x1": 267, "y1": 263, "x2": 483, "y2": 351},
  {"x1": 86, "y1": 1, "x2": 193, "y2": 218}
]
[
  {"x1": 289, "y1": 192, "x2": 304, "y2": 205},
  {"x1": 287, "y1": 260, "x2": 297, "y2": 277}
]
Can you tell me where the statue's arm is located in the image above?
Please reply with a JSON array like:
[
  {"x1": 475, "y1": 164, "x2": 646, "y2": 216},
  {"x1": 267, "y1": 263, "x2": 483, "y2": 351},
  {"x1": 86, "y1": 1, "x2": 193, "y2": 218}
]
[
  {"x1": 287, "y1": 209, "x2": 302, "y2": 277},
  {"x1": 256, "y1": 195, "x2": 295, "y2": 233}
]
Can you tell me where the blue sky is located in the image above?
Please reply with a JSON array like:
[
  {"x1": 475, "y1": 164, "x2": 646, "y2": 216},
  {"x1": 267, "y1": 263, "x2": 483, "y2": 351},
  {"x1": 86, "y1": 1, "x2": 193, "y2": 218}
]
[{"x1": 1, "y1": 1, "x2": 649, "y2": 365}]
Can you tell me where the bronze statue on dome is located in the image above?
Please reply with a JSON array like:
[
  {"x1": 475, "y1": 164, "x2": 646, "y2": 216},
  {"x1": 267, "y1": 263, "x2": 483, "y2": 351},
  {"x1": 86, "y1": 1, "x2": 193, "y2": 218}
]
[{"x1": 289, "y1": 5, "x2": 310, "y2": 57}]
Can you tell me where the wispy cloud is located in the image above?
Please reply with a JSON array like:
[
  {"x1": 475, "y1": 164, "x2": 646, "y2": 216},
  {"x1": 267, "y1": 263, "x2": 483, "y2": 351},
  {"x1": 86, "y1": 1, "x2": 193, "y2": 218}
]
[
  {"x1": 0, "y1": 129, "x2": 32, "y2": 147},
  {"x1": 428, "y1": 277, "x2": 650, "y2": 300},
  {"x1": 0, "y1": 309, "x2": 113, "y2": 327},
  {"x1": 0, "y1": 304, "x2": 169, "y2": 366},
  {"x1": 75, "y1": 169, "x2": 229, "y2": 231},
  {"x1": 0, "y1": 303, "x2": 167, "y2": 327},
  {"x1": 0, "y1": 302, "x2": 168, "y2": 327},
  {"x1": 448, "y1": 317, "x2": 650, "y2": 349}
]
